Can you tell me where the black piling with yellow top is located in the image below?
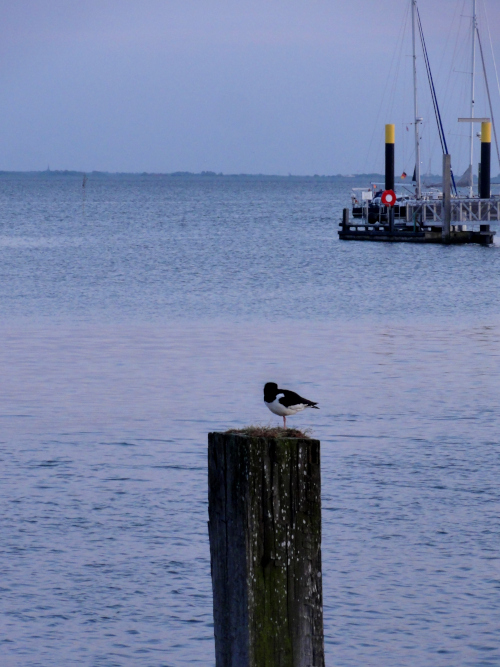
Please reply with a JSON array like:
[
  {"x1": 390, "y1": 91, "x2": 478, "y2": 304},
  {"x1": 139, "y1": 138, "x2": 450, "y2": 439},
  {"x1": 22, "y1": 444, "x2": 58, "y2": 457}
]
[
  {"x1": 480, "y1": 121, "x2": 491, "y2": 199},
  {"x1": 385, "y1": 124, "x2": 395, "y2": 233},
  {"x1": 385, "y1": 124, "x2": 395, "y2": 192}
]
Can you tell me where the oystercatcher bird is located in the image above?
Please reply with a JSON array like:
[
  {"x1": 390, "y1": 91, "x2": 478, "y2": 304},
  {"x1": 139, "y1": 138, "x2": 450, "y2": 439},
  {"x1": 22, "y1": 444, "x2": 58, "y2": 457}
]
[{"x1": 263, "y1": 382, "x2": 319, "y2": 428}]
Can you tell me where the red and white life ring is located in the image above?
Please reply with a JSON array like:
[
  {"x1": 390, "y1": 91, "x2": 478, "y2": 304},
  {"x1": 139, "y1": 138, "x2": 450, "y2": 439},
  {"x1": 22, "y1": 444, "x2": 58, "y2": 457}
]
[{"x1": 381, "y1": 190, "x2": 396, "y2": 207}]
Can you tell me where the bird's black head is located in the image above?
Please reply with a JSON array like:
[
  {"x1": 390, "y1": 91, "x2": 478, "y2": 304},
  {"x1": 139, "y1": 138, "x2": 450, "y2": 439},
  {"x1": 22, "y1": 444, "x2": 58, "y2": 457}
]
[{"x1": 263, "y1": 382, "x2": 278, "y2": 402}]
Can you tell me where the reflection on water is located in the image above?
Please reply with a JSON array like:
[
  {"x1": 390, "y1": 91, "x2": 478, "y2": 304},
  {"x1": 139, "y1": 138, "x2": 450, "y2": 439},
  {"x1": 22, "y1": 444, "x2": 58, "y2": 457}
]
[{"x1": 0, "y1": 177, "x2": 500, "y2": 665}]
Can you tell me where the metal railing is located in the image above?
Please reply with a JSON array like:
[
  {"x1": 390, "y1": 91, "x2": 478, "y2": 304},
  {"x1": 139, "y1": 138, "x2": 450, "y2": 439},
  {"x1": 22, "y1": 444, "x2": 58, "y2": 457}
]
[{"x1": 406, "y1": 198, "x2": 500, "y2": 222}]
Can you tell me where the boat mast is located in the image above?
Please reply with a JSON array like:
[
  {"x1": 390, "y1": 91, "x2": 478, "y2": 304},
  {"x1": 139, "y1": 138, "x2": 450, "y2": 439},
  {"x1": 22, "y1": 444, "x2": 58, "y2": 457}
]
[
  {"x1": 469, "y1": 0, "x2": 477, "y2": 197},
  {"x1": 412, "y1": 0, "x2": 422, "y2": 198}
]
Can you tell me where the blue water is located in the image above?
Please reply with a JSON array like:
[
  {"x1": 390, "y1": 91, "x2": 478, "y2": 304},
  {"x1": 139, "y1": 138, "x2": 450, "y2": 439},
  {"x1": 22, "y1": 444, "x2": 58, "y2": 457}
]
[{"x1": 1, "y1": 175, "x2": 500, "y2": 666}]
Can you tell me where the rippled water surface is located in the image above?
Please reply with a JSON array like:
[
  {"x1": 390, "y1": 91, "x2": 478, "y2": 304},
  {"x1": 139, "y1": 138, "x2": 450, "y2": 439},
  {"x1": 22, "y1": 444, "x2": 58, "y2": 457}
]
[{"x1": 1, "y1": 176, "x2": 500, "y2": 666}]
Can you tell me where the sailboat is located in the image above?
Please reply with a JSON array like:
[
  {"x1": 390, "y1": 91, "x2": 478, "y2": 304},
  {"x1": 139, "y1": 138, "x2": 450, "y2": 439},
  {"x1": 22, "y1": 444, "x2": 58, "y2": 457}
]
[
  {"x1": 341, "y1": 0, "x2": 498, "y2": 245},
  {"x1": 456, "y1": 0, "x2": 500, "y2": 195}
]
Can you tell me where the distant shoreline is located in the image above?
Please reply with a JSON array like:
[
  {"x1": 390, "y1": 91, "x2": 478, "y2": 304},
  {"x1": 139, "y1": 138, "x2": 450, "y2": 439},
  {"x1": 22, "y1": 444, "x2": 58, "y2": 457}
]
[
  {"x1": 0, "y1": 170, "x2": 498, "y2": 184},
  {"x1": 0, "y1": 170, "x2": 391, "y2": 181}
]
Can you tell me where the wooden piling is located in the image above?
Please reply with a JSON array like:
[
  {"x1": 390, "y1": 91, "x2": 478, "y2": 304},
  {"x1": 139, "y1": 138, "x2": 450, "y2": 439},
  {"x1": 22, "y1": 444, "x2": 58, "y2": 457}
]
[
  {"x1": 208, "y1": 432, "x2": 324, "y2": 667},
  {"x1": 442, "y1": 153, "x2": 451, "y2": 243}
]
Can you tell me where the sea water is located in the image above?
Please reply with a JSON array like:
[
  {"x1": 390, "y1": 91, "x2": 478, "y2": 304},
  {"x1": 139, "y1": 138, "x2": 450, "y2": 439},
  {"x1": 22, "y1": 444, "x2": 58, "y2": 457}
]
[{"x1": 0, "y1": 175, "x2": 499, "y2": 666}]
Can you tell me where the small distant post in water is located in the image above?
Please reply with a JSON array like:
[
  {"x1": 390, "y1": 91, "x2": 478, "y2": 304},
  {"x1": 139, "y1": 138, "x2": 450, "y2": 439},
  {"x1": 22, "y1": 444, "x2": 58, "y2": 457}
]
[
  {"x1": 208, "y1": 430, "x2": 325, "y2": 667},
  {"x1": 82, "y1": 173, "x2": 88, "y2": 215}
]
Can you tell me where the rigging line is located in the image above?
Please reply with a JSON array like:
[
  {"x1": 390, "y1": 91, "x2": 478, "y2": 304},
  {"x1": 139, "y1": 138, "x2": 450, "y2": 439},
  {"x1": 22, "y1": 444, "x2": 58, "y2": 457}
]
[
  {"x1": 476, "y1": 29, "x2": 500, "y2": 169},
  {"x1": 387, "y1": 14, "x2": 408, "y2": 121},
  {"x1": 482, "y1": 0, "x2": 500, "y2": 104},
  {"x1": 438, "y1": 2, "x2": 465, "y2": 145},
  {"x1": 363, "y1": 2, "x2": 409, "y2": 173},
  {"x1": 441, "y1": 0, "x2": 469, "y2": 170},
  {"x1": 434, "y1": 0, "x2": 463, "y2": 108},
  {"x1": 417, "y1": 8, "x2": 445, "y2": 153},
  {"x1": 402, "y1": 123, "x2": 416, "y2": 172},
  {"x1": 446, "y1": 0, "x2": 468, "y2": 100},
  {"x1": 419, "y1": 17, "x2": 445, "y2": 168},
  {"x1": 417, "y1": 6, "x2": 458, "y2": 194},
  {"x1": 438, "y1": 0, "x2": 461, "y2": 70},
  {"x1": 417, "y1": 9, "x2": 457, "y2": 191}
]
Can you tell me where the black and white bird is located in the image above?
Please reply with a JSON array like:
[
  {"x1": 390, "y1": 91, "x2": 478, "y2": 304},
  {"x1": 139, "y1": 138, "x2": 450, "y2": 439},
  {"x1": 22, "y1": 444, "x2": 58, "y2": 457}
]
[{"x1": 263, "y1": 382, "x2": 319, "y2": 428}]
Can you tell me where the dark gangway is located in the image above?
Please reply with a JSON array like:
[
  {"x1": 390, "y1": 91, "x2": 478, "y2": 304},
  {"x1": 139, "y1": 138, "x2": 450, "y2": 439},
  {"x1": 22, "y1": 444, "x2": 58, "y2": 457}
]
[{"x1": 208, "y1": 431, "x2": 325, "y2": 667}]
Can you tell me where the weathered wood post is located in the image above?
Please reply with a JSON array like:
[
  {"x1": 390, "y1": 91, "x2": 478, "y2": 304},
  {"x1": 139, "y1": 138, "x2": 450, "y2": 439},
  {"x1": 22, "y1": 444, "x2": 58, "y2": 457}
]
[
  {"x1": 208, "y1": 432, "x2": 324, "y2": 667},
  {"x1": 442, "y1": 153, "x2": 451, "y2": 243}
]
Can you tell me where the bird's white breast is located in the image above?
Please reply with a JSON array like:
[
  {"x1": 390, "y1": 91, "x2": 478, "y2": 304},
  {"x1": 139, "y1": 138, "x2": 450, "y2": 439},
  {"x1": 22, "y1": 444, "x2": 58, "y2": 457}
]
[{"x1": 265, "y1": 395, "x2": 307, "y2": 417}]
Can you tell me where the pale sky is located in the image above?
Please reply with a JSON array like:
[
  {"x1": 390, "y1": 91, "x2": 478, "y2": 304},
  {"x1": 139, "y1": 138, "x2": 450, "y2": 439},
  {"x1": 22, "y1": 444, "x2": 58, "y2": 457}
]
[{"x1": 0, "y1": 0, "x2": 499, "y2": 174}]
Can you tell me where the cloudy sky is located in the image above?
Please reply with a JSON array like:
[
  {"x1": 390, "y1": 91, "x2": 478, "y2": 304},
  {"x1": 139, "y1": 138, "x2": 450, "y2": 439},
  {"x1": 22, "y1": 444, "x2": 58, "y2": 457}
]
[{"x1": 0, "y1": 0, "x2": 499, "y2": 174}]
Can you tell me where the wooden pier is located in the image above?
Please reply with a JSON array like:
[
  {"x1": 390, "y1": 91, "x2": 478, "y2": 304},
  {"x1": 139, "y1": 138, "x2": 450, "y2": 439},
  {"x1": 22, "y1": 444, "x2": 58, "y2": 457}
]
[
  {"x1": 339, "y1": 215, "x2": 495, "y2": 245},
  {"x1": 341, "y1": 124, "x2": 498, "y2": 245},
  {"x1": 340, "y1": 148, "x2": 497, "y2": 245}
]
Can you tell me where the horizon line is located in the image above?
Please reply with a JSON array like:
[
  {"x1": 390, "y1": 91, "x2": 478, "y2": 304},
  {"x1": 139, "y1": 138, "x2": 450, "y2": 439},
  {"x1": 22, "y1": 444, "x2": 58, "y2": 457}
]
[{"x1": 0, "y1": 169, "x2": 457, "y2": 179}]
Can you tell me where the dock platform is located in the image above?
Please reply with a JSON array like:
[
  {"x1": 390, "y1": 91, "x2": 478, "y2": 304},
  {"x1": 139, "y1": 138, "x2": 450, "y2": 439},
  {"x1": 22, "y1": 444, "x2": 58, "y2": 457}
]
[{"x1": 338, "y1": 222, "x2": 496, "y2": 245}]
